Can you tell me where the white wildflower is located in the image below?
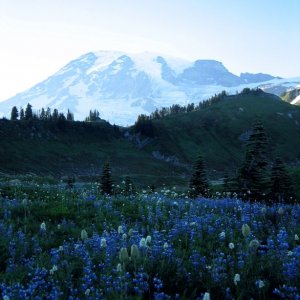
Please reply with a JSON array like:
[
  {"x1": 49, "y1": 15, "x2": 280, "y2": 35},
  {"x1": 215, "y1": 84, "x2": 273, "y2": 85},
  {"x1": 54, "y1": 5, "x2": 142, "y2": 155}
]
[
  {"x1": 146, "y1": 235, "x2": 152, "y2": 245},
  {"x1": 278, "y1": 207, "x2": 284, "y2": 215},
  {"x1": 257, "y1": 280, "x2": 265, "y2": 288},
  {"x1": 229, "y1": 242, "x2": 235, "y2": 249},
  {"x1": 130, "y1": 244, "x2": 140, "y2": 261},
  {"x1": 119, "y1": 247, "x2": 129, "y2": 263},
  {"x1": 139, "y1": 238, "x2": 147, "y2": 248},
  {"x1": 40, "y1": 222, "x2": 46, "y2": 231},
  {"x1": 128, "y1": 228, "x2": 134, "y2": 236},
  {"x1": 122, "y1": 233, "x2": 127, "y2": 240},
  {"x1": 85, "y1": 289, "x2": 90, "y2": 296},
  {"x1": 163, "y1": 242, "x2": 168, "y2": 250},
  {"x1": 100, "y1": 238, "x2": 107, "y2": 248},
  {"x1": 117, "y1": 225, "x2": 123, "y2": 234},
  {"x1": 203, "y1": 292, "x2": 210, "y2": 300},
  {"x1": 295, "y1": 234, "x2": 299, "y2": 241},
  {"x1": 49, "y1": 265, "x2": 58, "y2": 275},
  {"x1": 234, "y1": 273, "x2": 240, "y2": 285},
  {"x1": 242, "y1": 224, "x2": 251, "y2": 238},
  {"x1": 249, "y1": 239, "x2": 260, "y2": 251},
  {"x1": 117, "y1": 263, "x2": 122, "y2": 273},
  {"x1": 219, "y1": 231, "x2": 226, "y2": 239},
  {"x1": 81, "y1": 229, "x2": 88, "y2": 241}
]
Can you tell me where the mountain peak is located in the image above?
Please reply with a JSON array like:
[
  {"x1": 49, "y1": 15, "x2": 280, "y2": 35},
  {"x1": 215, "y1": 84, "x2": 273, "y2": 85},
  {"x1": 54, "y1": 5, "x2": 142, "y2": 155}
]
[{"x1": 0, "y1": 50, "x2": 289, "y2": 126}]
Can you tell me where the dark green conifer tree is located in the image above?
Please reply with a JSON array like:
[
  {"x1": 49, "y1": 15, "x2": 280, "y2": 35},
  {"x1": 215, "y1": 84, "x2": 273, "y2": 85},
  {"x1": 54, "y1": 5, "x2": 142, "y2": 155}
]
[
  {"x1": 66, "y1": 109, "x2": 74, "y2": 121},
  {"x1": 40, "y1": 108, "x2": 46, "y2": 120},
  {"x1": 10, "y1": 106, "x2": 19, "y2": 120},
  {"x1": 100, "y1": 162, "x2": 113, "y2": 195},
  {"x1": 20, "y1": 108, "x2": 25, "y2": 120},
  {"x1": 238, "y1": 119, "x2": 269, "y2": 200},
  {"x1": 189, "y1": 155, "x2": 209, "y2": 198},
  {"x1": 52, "y1": 109, "x2": 59, "y2": 121},
  {"x1": 46, "y1": 107, "x2": 51, "y2": 120},
  {"x1": 25, "y1": 103, "x2": 33, "y2": 120},
  {"x1": 270, "y1": 158, "x2": 294, "y2": 203}
]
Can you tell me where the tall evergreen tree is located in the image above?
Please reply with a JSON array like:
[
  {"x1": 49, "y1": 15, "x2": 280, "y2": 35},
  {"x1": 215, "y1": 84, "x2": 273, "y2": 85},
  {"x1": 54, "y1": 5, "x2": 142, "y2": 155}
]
[
  {"x1": 46, "y1": 107, "x2": 51, "y2": 120},
  {"x1": 40, "y1": 108, "x2": 46, "y2": 120},
  {"x1": 189, "y1": 155, "x2": 209, "y2": 197},
  {"x1": 10, "y1": 106, "x2": 19, "y2": 120},
  {"x1": 100, "y1": 162, "x2": 113, "y2": 195},
  {"x1": 270, "y1": 158, "x2": 294, "y2": 203},
  {"x1": 20, "y1": 108, "x2": 25, "y2": 120},
  {"x1": 52, "y1": 109, "x2": 59, "y2": 121},
  {"x1": 66, "y1": 109, "x2": 74, "y2": 121},
  {"x1": 238, "y1": 119, "x2": 269, "y2": 200},
  {"x1": 25, "y1": 103, "x2": 33, "y2": 120}
]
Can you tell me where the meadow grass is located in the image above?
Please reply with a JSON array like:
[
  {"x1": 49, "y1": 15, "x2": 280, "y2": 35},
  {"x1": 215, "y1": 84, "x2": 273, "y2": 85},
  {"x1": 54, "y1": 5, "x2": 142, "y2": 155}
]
[{"x1": 0, "y1": 182, "x2": 299, "y2": 299}]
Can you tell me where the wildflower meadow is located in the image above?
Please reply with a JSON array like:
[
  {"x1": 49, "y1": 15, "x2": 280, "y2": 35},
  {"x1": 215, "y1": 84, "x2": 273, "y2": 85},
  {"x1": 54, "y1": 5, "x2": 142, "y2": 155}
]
[{"x1": 0, "y1": 183, "x2": 299, "y2": 299}]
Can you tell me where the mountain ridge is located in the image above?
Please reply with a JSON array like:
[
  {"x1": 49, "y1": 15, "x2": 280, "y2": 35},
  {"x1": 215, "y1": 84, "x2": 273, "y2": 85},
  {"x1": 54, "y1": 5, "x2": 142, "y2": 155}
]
[{"x1": 0, "y1": 50, "x2": 294, "y2": 125}]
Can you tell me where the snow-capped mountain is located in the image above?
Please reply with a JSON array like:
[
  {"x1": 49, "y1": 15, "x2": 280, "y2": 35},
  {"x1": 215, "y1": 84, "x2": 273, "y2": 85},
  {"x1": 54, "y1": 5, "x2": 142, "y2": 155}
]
[{"x1": 0, "y1": 50, "x2": 297, "y2": 125}]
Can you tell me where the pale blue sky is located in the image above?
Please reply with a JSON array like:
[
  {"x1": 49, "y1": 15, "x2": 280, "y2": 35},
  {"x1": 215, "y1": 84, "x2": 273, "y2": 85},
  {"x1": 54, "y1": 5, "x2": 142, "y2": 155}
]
[{"x1": 0, "y1": 0, "x2": 299, "y2": 100}]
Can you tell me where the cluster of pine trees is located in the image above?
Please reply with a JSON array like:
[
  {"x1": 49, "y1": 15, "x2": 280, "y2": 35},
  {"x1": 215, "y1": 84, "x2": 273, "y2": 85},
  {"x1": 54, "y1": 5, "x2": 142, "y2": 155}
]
[
  {"x1": 85, "y1": 110, "x2": 101, "y2": 122},
  {"x1": 133, "y1": 89, "x2": 263, "y2": 139},
  {"x1": 134, "y1": 91, "x2": 228, "y2": 128},
  {"x1": 10, "y1": 104, "x2": 74, "y2": 122},
  {"x1": 190, "y1": 120, "x2": 295, "y2": 203},
  {"x1": 10, "y1": 104, "x2": 103, "y2": 123}
]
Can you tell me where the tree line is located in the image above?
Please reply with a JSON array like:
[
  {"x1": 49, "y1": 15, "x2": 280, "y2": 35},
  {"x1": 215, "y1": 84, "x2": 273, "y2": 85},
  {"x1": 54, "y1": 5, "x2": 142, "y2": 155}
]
[
  {"x1": 133, "y1": 88, "x2": 264, "y2": 137},
  {"x1": 10, "y1": 104, "x2": 102, "y2": 123}
]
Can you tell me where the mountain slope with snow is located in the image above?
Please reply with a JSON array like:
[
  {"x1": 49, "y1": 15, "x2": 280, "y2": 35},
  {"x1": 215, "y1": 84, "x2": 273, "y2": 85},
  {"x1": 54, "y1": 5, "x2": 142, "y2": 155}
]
[
  {"x1": 281, "y1": 86, "x2": 300, "y2": 105},
  {"x1": 0, "y1": 50, "x2": 297, "y2": 125}
]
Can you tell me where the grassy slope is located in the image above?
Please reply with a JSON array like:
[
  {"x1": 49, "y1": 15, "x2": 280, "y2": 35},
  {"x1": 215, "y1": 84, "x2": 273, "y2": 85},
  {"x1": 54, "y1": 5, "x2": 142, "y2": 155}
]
[
  {"x1": 1, "y1": 92, "x2": 300, "y2": 187},
  {"x1": 146, "y1": 93, "x2": 300, "y2": 174},
  {"x1": 0, "y1": 120, "x2": 186, "y2": 186}
]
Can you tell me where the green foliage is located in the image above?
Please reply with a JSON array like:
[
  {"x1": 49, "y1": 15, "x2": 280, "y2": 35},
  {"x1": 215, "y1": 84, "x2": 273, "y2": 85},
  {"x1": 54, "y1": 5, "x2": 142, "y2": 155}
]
[
  {"x1": 10, "y1": 106, "x2": 18, "y2": 120},
  {"x1": 189, "y1": 155, "x2": 209, "y2": 197},
  {"x1": 288, "y1": 167, "x2": 300, "y2": 199},
  {"x1": 133, "y1": 114, "x2": 156, "y2": 137},
  {"x1": 85, "y1": 109, "x2": 101, "y2": 122},
  {"x1": 1, "y1": 91, "x2": 300, "y2": 190},
  {"x1": 0, "y1": 183, "x2": 299, "y2": 299},
  {"x1": 25, "y1": 103, "x2": 33, "y2": 120},
  {"x1": 270, "y1": 158, "x2": 294, "y2": 203},
  {"x1": 20, "y1": 108, "x2": 25, "y2": 120},
  {"x1": 237, "y1": 119, "x2": 270, "y2": 200},
  {"x1": 100, "y1": 162, "x2": 113, "y2": 195},
  {"x1": 66, "y1": 109, "x2": 74, "y2": 121}
]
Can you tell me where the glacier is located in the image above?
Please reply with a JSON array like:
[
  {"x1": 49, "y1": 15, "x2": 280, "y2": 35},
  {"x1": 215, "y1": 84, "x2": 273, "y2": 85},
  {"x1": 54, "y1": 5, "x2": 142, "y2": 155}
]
[{"x1": 0, "y1": 50, "x2": 299, "y2": 126}]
